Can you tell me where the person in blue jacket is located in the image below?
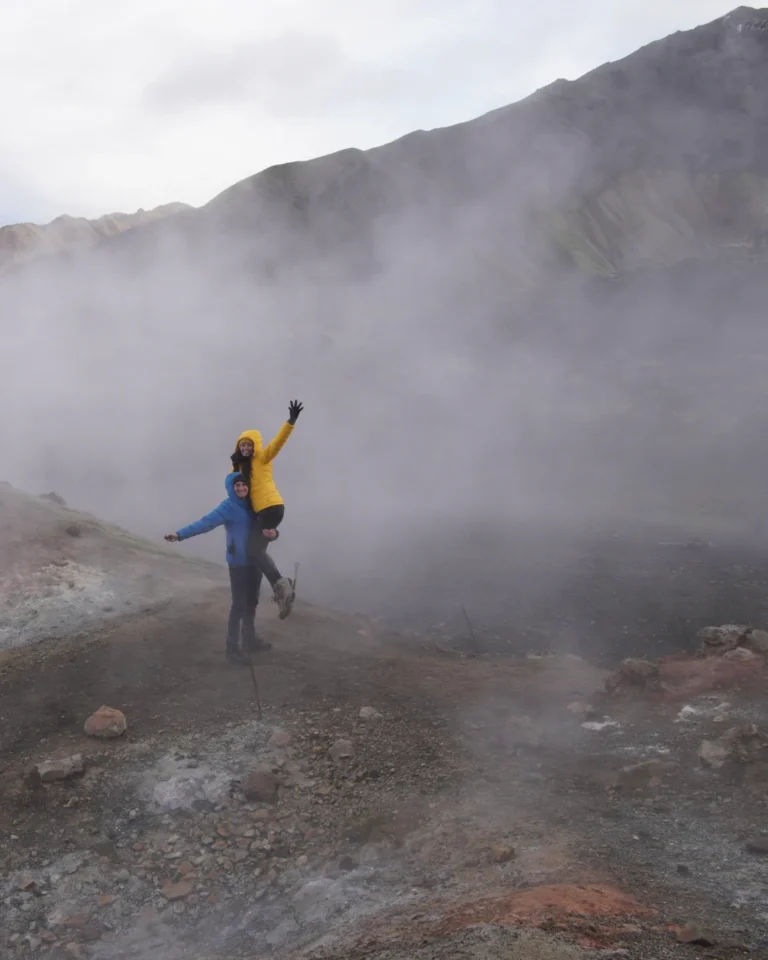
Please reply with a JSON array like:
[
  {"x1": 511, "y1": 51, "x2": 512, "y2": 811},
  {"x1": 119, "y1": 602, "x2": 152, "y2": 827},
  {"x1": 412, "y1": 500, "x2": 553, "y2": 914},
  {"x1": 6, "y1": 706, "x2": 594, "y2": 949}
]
[{"x1": 164, "y1": 473, "x2": 270, "y2": 664}]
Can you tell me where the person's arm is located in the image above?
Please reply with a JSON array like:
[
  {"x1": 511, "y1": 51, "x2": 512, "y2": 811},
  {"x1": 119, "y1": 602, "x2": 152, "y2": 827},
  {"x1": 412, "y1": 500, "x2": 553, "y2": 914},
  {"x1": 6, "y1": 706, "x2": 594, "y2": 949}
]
[
  {"x1": 167, "y1": 503, "x2": 230, "y2": 542},
  {"x1": 261, "y1": 400, "x2": 303, "y2": 464}
]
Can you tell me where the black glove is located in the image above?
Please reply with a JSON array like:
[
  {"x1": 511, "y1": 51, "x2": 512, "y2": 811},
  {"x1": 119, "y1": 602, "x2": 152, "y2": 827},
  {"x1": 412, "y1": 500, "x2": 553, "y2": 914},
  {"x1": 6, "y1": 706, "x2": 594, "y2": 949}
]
[{"x1": 288, "y1": 400, "x2": 303, "y2": 425}]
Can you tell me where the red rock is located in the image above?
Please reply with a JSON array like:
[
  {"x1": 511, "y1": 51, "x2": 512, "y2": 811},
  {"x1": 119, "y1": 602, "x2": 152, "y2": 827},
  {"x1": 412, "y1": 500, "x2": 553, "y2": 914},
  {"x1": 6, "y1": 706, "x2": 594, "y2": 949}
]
[
  {"x1": 161, "y1": 880, "x2": 193, "y2": 901},
  {"x1": 84, "y1": 706, "x2": 127, "y2": 739},
  {"x1": 659, "y1": 657, "x2": 756, "y2": 700}
]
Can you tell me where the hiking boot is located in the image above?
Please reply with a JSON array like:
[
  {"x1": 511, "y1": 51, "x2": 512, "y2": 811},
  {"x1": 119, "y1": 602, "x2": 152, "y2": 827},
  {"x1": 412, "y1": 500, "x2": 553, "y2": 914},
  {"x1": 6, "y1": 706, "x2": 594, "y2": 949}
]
[
  {"x1": 243, "y1": 634, "x2": 273, "y2": 653},
  {"x1": 225, "y1": 648, "x2": 248, "y2": 666},
  {"x1": 273, "y1": 577, "x2": 295, "y2": 620}
]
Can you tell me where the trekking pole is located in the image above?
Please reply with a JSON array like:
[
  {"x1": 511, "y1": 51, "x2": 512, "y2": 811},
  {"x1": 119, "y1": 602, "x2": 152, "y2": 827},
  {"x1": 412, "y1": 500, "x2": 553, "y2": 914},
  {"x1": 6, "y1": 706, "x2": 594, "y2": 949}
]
[
  {"x1": 293, "y1": 561, "x2": 300, "y2": 592},
  {"x1": 244, "y1": 649, "x2": 263, "y2": 720}
]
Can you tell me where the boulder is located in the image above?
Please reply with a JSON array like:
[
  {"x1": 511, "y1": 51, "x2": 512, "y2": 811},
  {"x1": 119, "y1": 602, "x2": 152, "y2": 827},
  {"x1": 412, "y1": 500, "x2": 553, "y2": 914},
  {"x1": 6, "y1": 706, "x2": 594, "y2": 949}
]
[
  {"x1": 35, "y1": 755, "x2": 84, "y2": 783},
  {"x1": 697, "y1": 624, "x2": 749, "y2": 657},
  {"x1": 84, "y1": 706, "x2": 127, "y2": 739},
  {"x1": 605, "y1": 658, "x2": 659, "y2": 694},
  {"x1": 243, "y1": 769, "x2": 279, "y2": 803},
  {"x1": 698, "y1": 739, "x2": 731, "y2": 769},
  {"x1": 745, "y1": 628, "x2": 768, "y2": 655}
]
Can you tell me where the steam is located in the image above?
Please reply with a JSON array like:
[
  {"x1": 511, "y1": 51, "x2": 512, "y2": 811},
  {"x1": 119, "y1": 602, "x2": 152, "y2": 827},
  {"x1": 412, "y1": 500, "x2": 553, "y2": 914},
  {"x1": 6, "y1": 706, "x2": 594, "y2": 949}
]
[{"x1": 2, "y1": 7, "x2": 768, "y2": 629}]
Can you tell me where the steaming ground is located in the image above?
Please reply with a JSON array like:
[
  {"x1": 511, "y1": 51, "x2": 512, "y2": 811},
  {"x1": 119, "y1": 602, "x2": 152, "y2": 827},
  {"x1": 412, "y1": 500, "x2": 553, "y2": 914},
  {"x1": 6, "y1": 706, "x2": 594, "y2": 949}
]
[
  {"x1": 302, "y1": 517, "x2": 768, "y2": 665},
  {"x1": 2, "y1": 487, "x2": 768, "y2": 959}
]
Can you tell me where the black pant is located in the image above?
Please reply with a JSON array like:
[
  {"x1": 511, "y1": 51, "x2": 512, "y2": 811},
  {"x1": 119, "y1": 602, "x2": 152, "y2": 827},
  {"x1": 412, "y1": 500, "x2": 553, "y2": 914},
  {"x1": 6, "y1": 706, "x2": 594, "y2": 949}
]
[
  {"x1": 246, "y1": 505, "x2": 285, "y2": 589},
  {"x1": 227, "y1": 566, "x2": 263, "y2": 650},
  {"x1": 257, "y1": 505, "x2": 285, "y2": 530}
]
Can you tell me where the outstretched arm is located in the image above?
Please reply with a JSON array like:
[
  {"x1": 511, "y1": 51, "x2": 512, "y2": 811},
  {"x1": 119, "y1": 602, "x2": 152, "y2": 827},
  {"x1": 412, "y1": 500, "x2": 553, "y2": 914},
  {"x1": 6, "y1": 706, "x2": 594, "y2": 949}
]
[
  {"x1": 261, "y1": 400, "x2": 303, "y2": 463},
  {"x1": 169, "y1": 503, "x2": 230, "y2": 542}
]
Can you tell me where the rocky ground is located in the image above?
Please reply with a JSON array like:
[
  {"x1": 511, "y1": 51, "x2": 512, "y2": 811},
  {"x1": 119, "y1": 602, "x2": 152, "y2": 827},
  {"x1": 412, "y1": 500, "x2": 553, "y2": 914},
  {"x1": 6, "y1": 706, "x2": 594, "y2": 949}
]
[{"x1": 2, "y1": 486, "x2": 768, "y2": 959}]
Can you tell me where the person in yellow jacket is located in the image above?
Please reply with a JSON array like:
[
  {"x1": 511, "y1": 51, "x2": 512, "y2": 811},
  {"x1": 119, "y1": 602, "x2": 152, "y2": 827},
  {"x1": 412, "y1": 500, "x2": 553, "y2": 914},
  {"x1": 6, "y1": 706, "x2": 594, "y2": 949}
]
[{"x1": 231, "y1": 400, "x2": 303, "y2": 619}]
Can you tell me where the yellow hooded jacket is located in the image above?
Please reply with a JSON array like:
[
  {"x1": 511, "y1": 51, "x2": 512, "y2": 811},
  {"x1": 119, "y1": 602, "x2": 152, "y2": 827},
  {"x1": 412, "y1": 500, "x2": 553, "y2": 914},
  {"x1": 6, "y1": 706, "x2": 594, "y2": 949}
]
[{"x1": 232, "y1": 423, "x2": 294, "y2": 513}]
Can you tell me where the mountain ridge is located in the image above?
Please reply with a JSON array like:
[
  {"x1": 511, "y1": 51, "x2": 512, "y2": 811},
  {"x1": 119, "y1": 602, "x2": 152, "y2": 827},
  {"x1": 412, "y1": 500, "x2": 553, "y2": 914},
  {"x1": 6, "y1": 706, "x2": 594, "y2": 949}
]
[
  {"x1": 8, "y1": 8, "x2": 768, "y2": 283},
  {"x1": 0, "y1": 201, "x2": 191, "y2": 273}
]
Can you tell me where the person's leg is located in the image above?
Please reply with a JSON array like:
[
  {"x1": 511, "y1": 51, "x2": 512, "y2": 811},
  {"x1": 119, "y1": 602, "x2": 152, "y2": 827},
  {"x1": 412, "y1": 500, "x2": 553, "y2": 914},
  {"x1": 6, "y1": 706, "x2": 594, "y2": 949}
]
[
  {"x1": 226, "y1": 567, "x2": 249, "y2": 664},
  {"x1": 247, "y1": 525, "x2": 283, "y2": 588},
  {"x1": 242, "y1": 567, "x2": 272, "y2": 652},
  {"x1": 257, "y1": 505, "x2": 285, "y2": 540},
  {"x1": 247, "y1": 513, "x2": 295, "y2": 620}
]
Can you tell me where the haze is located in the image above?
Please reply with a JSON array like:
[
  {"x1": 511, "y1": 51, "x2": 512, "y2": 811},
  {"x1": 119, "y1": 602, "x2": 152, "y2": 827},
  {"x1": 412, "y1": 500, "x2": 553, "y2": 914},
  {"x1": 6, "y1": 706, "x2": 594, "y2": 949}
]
[{"x1": 2, "y1": 3, "x2": 767, "y2": 641}]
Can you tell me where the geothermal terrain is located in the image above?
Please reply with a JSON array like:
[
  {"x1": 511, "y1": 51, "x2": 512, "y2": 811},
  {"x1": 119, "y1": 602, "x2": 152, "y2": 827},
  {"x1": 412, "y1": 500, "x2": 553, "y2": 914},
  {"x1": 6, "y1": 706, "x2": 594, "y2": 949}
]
[
  {"x1": 2, "y1": 486, "x2": 768, "y2": 960},
  {"x1": 6, "y1": 6, "x2": 768, "y2": 960}
]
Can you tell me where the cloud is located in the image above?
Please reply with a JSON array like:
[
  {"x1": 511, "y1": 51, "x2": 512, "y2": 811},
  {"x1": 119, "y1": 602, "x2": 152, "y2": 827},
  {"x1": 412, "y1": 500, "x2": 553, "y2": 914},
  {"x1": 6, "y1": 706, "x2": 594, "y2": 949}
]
[
  {"x1": 145, "y1": 31, "x2": 410, "y2": 117},
  {"x1": 0, "y1": 0, "x2": 736, "y2": 220}
]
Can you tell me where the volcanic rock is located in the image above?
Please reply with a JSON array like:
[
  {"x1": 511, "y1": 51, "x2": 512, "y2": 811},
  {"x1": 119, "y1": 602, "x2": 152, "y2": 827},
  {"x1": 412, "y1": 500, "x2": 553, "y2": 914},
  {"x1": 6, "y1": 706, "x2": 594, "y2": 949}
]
[
  {"x1": 243, "y1": 769, "x2": 279, "y2": 803},
  {"x1": 35, "y1": 755, "x2": 84, "y2": 783},
  {"x1": 84, "y1": 706, "x2": 127, "y2": 739}
]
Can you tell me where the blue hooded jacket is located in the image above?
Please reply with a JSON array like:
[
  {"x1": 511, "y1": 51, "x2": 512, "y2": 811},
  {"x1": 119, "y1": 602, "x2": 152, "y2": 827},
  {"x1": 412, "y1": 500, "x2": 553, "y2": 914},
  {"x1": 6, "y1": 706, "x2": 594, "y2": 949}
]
[{"x1": 176, "y1": 474, "x2": 252, "y2": 566}]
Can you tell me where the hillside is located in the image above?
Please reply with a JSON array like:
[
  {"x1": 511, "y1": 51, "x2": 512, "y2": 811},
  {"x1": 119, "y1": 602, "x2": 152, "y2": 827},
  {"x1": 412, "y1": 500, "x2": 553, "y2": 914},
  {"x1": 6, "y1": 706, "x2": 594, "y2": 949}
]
[
  {"x1": 3, "y1": 487, "x2": 768, "y2": 958},
  {"x1": 0, "y1": 202, "x2": 190, "y2": 273},
  {"x1": 32, "y1": 6, "x2": 768, "y2": 284},
  {"x1": 5, "y1": 8, "x2": 768, "y2": 285}
]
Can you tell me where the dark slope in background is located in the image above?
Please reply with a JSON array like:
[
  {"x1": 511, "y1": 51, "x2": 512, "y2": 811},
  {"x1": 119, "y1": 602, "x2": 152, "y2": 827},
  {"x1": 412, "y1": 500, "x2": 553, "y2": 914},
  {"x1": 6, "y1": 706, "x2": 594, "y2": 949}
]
[{"x1": 4, "y1": 8, "x2": 768, "y2": 661}]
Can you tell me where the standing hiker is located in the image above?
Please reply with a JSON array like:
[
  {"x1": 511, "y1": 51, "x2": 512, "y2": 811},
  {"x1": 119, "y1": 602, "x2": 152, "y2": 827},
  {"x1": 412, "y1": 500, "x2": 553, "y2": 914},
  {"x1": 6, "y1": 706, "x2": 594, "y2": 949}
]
[
  {"x1": 231, "y1": 399, "x2": 303, "y2": 620},
  {"x1": 164, "y1": 473, "x2": 271, "y2": 664}
]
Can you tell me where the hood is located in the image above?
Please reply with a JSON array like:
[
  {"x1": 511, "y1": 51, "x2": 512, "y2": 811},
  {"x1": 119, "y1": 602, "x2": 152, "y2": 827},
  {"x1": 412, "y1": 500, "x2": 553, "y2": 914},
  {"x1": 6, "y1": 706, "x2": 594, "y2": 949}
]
[
  {"x1": 225, "y1": 472, "x2": 249, "y2": 505},
  {"x1": 235, "y1": 429, "x2": 263, "y2": 453}
]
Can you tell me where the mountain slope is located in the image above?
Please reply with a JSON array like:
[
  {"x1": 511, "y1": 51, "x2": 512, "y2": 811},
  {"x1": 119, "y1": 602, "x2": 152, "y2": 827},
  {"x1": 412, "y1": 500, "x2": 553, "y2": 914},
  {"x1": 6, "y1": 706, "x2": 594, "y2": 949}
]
[
  {"x1": 76, "y1": 6, "x2": 768, "y2": 285},
  {"x1": 9, "y1": 8, "x2": 768, "y2": 285},
  {"x1": 0, "y1": 202, "x2": 190, "y2": 273}
]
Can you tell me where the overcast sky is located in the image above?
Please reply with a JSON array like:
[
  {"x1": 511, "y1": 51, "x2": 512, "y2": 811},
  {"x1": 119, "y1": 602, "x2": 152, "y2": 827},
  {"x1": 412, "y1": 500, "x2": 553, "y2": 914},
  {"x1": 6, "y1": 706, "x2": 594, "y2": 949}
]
[{"x1": 1, "y1": 0, "x2": 736, "y2": 224}]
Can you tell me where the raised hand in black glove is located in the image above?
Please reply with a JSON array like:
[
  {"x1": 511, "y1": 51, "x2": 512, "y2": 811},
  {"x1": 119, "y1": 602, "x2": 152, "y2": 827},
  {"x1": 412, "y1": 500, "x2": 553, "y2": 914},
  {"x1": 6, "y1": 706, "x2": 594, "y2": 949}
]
[{"x1": 288, "y1": 400, "x2": 304, "y2": 425}]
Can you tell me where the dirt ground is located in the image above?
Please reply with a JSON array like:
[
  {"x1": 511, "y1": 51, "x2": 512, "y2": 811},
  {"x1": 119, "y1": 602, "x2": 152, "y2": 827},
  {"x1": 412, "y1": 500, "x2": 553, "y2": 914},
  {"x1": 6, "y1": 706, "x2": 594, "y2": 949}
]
[{"x1": 2, "y1": 487, "x2": 768, "y2": 959}]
